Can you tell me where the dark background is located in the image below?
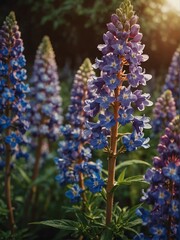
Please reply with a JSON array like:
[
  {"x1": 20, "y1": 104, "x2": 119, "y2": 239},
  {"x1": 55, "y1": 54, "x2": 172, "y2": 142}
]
[{"x1": 1, "y1": 0, "x2": 180, "y2": 85}]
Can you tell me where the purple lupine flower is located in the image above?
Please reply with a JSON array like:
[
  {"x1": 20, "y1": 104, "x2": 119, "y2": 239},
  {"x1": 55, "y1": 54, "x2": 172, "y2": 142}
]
[
  {"x1": 152, "y1": 90, "x2": 176, "y2": 133},
  {"x1": 0, "y1": 12, "x2": 30, "y2": 162},
  {"x1": 29, "y1": 36, "x2": 63, "y2": 140},
  {"x1": 55, "y1": 59, "x2": 104, "y2": 201},
  {"x1": 84, "y1": 0, "x2": 152, "y2": 152},
  {"x1": 163, "y1": 46, "x2": 180, "y2": 112},
  {"x1": 134, "y1": 116, "x2": 180, "y2": 239}
]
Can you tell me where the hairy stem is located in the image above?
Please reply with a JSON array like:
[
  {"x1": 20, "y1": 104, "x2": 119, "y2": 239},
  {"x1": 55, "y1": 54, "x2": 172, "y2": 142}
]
[{"x1": 106, "y1": 88, "x2": 119, "y2": 225}]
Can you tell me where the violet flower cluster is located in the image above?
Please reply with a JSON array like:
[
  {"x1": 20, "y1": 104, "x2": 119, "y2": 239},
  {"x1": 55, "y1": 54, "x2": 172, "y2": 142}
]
[
  {"x1": 55, "y1": 59, "x2": 104, "y2": 202},
  {"x1": 152, "y1": 90, "x2": 176, "y2": 134},
  {"x1": 135, "y1": 116, "x2": 180, "y2": 240},
  {"x1": 29, "y1": 36, "x2": 63, "y2": 140},
  {"x1": 84, "y1": 0, "x2": 152, "y2": 152},
  {"x1": 0, "y1": 12, "x2": 30, "y2": 163},
  {"x1": 163, "y1": 46, "x2": 180, "y2": 112}
]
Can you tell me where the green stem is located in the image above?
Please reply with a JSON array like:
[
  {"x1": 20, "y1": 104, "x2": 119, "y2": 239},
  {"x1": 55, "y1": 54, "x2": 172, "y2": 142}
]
[{"x1": 106, "y1": 89, "x2": 119, "y2": 225}]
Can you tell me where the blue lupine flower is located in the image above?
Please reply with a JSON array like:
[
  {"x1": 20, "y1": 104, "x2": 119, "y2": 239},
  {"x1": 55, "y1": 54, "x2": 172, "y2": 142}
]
[
  {"x1": 99, "y1": 111, "x2": 116, "y2": 129},
  {"x1": 84, "y1": 0, "x2": 152, "y2": 155},
  {"x1": 5, "y1": 133, "x2": 22, "y2": 149},
  {"x1": 152, "y1": 90, "x2": 176, "y2": 133},
  {"x1": 85, "y1": 173, "x2": 105, "y2": 193},
  {"x1": 29, "y1": 36, "x2": 63, "y2": 140},
  {"x1": 2, "y1": 88, "x2": 15, "y2": 103},
  {"x1": 133, "y1": 115, "x2": 151, "y2": 134},
  {"x1": 149, "y1": 225, "x2": 167, "y2": 238},
  {"x1": 135, "y1": 116, "x2": 180, "y2": 239},
  {"x1": 55, "y1": 59, "x2": 104, "y2": 201},
  {"x1": 162, "y1": 162, "x2": 180, "y2": 183},
  {"x1": 163, "y1": 46, "x2": 180, "y2": 112},
  {"x1": 104, "y1": 74, "x2": 120, "y2": 90},
  {"x1": 0, "y1": 12, "x2": 30, "y2": 159},
  {"x1": 127, "y1": 67, "x2": 145, "y2": 87},
  {"x1": 95, "y1": 92, "x2": 115, "y2": 109},
  {"x1": 0, "y1": 115, "x2": 11, "y2": 130},
  {"x1": 133, "y1": 90, "x2": 152, "y2": 111},
  {"x1": 112, "y1": 40, "x2": 129, "y2": 55},
  {"x1": 122, "y1": 132, "x2": 148, "y2": 152},
  {"x1": 136, "y1": 208, "x2": 150, "y2": 225},
  {"x1": 65, "y1": 184, "x2": 82, "y2": 203},
  {"x1": 118, "y1": 86, "x2": 137, "y2": 108},
  {"x1": 118, "y1": 108, "x2": 134, "y2": 125},
  {"x1": 170, "y1": 200, "x2": 179, "y2": 218},
  {"x1": 152, "y1": 188, "x2": 170, "y2": 205}
]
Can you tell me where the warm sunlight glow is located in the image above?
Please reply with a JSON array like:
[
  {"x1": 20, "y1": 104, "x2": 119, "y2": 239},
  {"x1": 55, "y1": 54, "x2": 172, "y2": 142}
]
[{"x1": 165, "y1": 0, "x2": 180, "y2": 13}]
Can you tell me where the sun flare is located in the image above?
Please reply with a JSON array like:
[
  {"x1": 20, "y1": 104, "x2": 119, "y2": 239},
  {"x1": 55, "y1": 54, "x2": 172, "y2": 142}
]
[{"x1": 165, "y1": 0, "x2": 180, "y2": 13}]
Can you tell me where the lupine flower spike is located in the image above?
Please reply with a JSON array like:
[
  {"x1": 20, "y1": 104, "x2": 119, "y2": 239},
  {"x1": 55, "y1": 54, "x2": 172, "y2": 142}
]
[
  {"x1": 152, "y1": 90, "x2": 176, "y2": 133},
  {"x1": 135, "y1": 116, "x2": 180, "y2": 240},
  {"x1": 26, "y1": 36, "x2": 63, "y2": 216},
  {"x1": 55, "y1": 58, "x2": 104, "y2": 203},
  {"x1": 84, "y1": 0, "x2": 152, "y2": 225},
  {"x1": 0, "y1": 12, "x2": 30, "y2": 233},
  {"x1": 163, "y1": 46, "x2": 180, "y2": 112}
]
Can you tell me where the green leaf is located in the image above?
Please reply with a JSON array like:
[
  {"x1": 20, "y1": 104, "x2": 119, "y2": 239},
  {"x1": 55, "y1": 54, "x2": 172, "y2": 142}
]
[
  {"x1": 117, "y1": 168, "x2": 126, "y2": 183},
  {"x1": 122, "y1": 175, "x2": 148, "y2": 184},
  {"x1": 16, "y1": 165, "x2": 31, "y2": 184},
  {"x1": 111, "y1": 175, "x2": 148, "y2": 193},
  {"x1": 100, "y1": 228, "x2": 113, "y2": 240},
  {"x1": 128, "y1": 219, "x2": 142, "y2": 227},
  {"x1": 101, "y1": 168, "x2": 108, "y2": 176},
  {"x1": 30, "y1": 220, "x2": 79, "y2": 231},
  {"x1": 115, "y1": 160, "x2": 151, "y2": 171},
  {"x1": 123, "y1": 226, "x2": 139, "y2": 235}
]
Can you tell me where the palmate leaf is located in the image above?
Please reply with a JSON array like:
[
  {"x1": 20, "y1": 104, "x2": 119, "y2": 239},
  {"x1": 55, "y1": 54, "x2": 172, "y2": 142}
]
[
  {"x1": 30, "y1": 219, "x2": 79, "y2": 231},
  {"x1": 115, "y1": 159, "x2": 151, "y2": 171}
]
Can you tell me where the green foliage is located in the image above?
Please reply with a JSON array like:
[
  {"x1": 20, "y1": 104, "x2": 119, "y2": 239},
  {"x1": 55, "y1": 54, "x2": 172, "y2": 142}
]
[
  {"x1": 115, "y1": 159, "x2": 151, "y2": 171},
  {"x1": 31, "y1": 193, "x2": 143, "y2": 239}
]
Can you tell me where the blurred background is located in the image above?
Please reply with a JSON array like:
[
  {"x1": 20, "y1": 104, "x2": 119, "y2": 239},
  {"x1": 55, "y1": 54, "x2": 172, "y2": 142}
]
[{"x1": 1, "y1": 0, "x2": 180, "y2": 89}]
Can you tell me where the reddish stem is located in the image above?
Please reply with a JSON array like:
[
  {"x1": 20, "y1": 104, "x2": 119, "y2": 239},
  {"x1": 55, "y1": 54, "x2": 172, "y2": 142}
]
[{"x1": 106, "y1": 88, "x2": 119, "y2": 225}]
